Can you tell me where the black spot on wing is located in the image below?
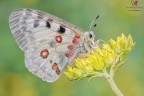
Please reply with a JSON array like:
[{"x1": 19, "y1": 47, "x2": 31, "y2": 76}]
[
  {"x1": 26, "y1": 9, "x2": 32, "y2": 12},
  {"x1": 34, "y1": 20, "x2": 40, "y2": 28},
  {"x1": 46, "y1": 21, "x2": 51, "y2": 28},
  {"x1": 49, "y1": 41, "x2": 56, "y2": 47},
  {"x1": 58, "y1": 26, "x2": 65, "y2": 34},
  {"x1": 50, "y1": 60, "x2": 52, "y2": 63}
]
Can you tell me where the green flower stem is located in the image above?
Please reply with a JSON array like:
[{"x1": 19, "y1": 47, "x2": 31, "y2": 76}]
[
  {"x1": 109, "y1": 52, "x2": 127, "y2": 77},
  {"x1": 104, "y1": 69, "x2": 124, "y2": 96}
]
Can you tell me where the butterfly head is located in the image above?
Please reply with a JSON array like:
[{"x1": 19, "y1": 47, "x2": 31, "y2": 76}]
[{"x1": 83, "y1": 31, "x2": 95, "y2": 52}]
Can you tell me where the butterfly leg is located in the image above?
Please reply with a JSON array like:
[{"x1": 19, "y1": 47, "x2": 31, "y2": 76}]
[{"x1": 93, "y1": 39, "x2": 108, "y2": 58}]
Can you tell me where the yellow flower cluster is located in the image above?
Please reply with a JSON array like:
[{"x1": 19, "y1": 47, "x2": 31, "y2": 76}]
[{"x1": 64, "y1": 34, "x2": 135, "y2": 80}]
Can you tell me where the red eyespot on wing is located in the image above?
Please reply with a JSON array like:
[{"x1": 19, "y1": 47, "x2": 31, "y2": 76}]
[
  {"x1": 72, "y1": 35, "x2": 81, "y2": 44},
  {"x1": 52, "y1": 63, "x2": 58, "y2": 70},
  {"x1": 55, "y1": 35, "x2": 62, "y2": 43},
  {"x1": 52, "y1": 63, "x2": 60, "y2": 75},
  {"x1": 56, "y1": 68, "x2": 60, "y2": 75},
  {"x1": 67, "y1": 45, "x2": 74, "y2": 50},
  {"x1": 75, "y1": 35, "x2": 81, "y2": 39},
  {"x1": 40, "y1": 49, "x2": 49, "y2": 58},
  {"x1": 66, "y1": 51, "x2": 74, "y2": 58}
]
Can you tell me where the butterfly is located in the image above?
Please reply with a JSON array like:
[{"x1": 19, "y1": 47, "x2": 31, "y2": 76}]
[{"x1": 9, "y1": 8, "x2": 99, "y2": 82}]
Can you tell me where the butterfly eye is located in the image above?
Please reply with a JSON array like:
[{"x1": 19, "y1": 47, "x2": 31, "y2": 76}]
[{"x1": 89, "y1": 33, "x2": 93, "y2": 38}]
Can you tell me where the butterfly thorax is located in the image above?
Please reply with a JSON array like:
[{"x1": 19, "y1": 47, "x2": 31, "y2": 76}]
[{"x1": 82, "y1": 31, "x2": 95, "y2": 53}]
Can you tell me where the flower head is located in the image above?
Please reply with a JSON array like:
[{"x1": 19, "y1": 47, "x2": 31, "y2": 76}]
[{"x1": 64, "y1": 34, "x2": 135, "y2": 80}]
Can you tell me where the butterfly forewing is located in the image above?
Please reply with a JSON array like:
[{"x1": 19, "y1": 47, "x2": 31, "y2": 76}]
[{"x1": 9, "y1": 8, "x2": 84, "y2": 82}]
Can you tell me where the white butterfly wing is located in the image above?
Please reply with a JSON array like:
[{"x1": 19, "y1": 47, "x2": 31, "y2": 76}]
[{"x1": 9, "y1": 8, "x2": 84, "y2": 82}]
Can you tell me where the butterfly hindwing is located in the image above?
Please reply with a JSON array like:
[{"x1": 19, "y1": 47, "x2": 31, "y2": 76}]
[
  {"x1": 9, "y1": 8, "x2": 84, "y2": 82},
  {"x1": 25, "y1": 45, "x2": 80, "y2": 82}
]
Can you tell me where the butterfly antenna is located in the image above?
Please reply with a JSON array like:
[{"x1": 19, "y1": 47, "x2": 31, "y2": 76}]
[{"x1": 89, "y1": 15, "x2": 99, "y2": 31}]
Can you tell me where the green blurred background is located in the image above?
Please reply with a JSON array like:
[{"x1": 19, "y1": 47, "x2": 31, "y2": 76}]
[{"x1": 0, "y1": 0, "x2": 144, "y2": 96}]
